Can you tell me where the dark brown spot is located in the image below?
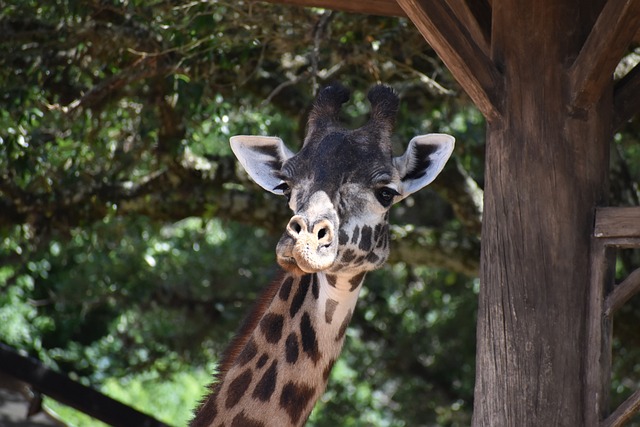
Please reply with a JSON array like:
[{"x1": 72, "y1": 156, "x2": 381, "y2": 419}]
[
  {"x1": 341, "y1": 249, "x2": 356, "y2": 263},
  {"x1": 236, "y1": 338, "x2": 258, "y2": 367},
  {"x1": 358, "y1": 225, "x2": 372, "y2": 251},
  {"x1": 350, "y1": 225, "x2": 360, "y2": 244},
  {"x1": 279, "y1": 276, "x2": 294, "y2": 301},
  {"x1": 335, "y1": 309, "x2": 352, "y2": 342},
  {"x1": 323, "y1": 358, "x2": 337, "y2": 381},
  {"x1": 339, "y1": 229, "x2": 349, "y2": 245},
  {"x1": 256, "y1": 353, "x2": 268, "y2": 369},
  {"x1": 225, "y1": 369, "x2": 253, "y2": 409},
  {"x1": 349, "y1": 272, "x2": 366, "y2": 292},
  {"x1": 260, "y1": 313, "x2": 284, "y2": 344},
  {"x1": 279, "y1": 381, "x2": 316, "y2": 425},
  {"x1": 290, "y1": 274, "x2": 311, "y2": 318},
  {"x1": 311, "y1": 274, "x2": 319, "y2": 299},
  {"x1": 252, "y1": 360, "x2": 278, "y2": 402},
  {"x1": 325, "y1": 299, "x2": 338, "y2": 323},
  {"x1": 365, "y1": 251, "x2": 380, "y2": 264},
  {"x1": 300, "y1": 312, "x2": 320, "y2": 363},
  {"x1": 231, "y1": 411, "x2": 266, "y2": 427},
  {"x1": 285, "y1": 332, "x2": 299, "y2": 364},
  {"x1": 373, "y1": 223, "x2": 382, "y2": 242},
  {"x1": 326, "y1": 274, "x2": 337, "y2": 287}
]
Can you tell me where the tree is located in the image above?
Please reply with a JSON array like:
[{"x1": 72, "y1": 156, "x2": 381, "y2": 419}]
[{"x1": 0, "y1": 1, "x2": 639, "y2": 425}]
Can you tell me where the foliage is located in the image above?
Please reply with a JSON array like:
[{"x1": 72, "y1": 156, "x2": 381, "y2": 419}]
[{"x1": 0, "y1": 1, "x2": 639, "y2": 426}]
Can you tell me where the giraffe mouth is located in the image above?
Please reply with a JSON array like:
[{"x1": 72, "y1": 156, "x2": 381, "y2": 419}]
[
  {"x1": 277, "y1": 245, "x2": 337, "y2": 274},
  {"x1": 276, "y1": 232, "x2": 338, "y2": 274}
]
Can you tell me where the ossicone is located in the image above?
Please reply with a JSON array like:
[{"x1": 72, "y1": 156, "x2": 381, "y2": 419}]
[
  {"x1": 309, "y1": 84, "x2": 350, "y2": 123},
  {"x1": 367, "y1": 85, "x2": 399, "y2": 129}
]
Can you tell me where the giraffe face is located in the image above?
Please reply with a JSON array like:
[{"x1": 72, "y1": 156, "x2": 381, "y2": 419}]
[{"x1": 231, "y1": 85, "x2": 454, "y2": 276}]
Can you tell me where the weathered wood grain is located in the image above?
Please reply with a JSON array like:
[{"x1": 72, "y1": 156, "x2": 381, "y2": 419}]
[
  {"x1": 474, "y1": 1, "x2": 612, "y2": 426},
  {"x1": 585, "y1": 241, "x2": 616, "y2": 426}
]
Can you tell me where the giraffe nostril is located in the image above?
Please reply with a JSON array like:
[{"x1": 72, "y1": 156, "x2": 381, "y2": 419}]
[
  {"x1": 317, "y1": 228, "x2": 327, "y2": 239},
  {"x1": 287, "y1": 216, "x2": 306, "y2": 237}
]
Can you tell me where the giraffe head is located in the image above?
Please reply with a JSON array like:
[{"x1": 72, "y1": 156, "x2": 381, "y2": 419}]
[{"x1": 231, "y1": 84, "x2": 454, "y2": 278}]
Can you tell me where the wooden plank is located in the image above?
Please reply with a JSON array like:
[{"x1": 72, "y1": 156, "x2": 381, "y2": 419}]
[
  {"x1": 0, "y1": 343, "x2": 168, "y2": 427},
  {"x1": 261, "y1": 0, "x2": 406, "y2": 16},
  {"x1": 569, "y1": 0, "x2": 640, "y2": 109},
  {"x1": 605, "y1": 267, "x2": 640, "y2": 316},
  {"x1": 594, "y1": 207, "x2": 640, "y2": 238},
  {"x1": 614, "y1": 62, "x2": 640, "y2": 130},
  {"x1": 602, "y1": 389, "x2": 640, "y2": 427},
  {"x1": 396, "y1": 0, "x2": 503, "y2": 122},
  {"x1": 585, "y1": 241, "x2": 616, "y2": 426}
]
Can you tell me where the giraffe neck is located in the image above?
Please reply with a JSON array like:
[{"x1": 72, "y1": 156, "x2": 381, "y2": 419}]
[{"x1": 192, "y1": 271, "x2": 365, "y2": 427}]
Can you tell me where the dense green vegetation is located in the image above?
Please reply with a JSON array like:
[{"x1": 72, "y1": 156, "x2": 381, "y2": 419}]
[{"x1": 1, "y1": 1, "x2": 639, "y2": 425}]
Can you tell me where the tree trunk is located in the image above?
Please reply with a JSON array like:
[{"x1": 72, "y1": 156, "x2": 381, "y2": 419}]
[{"x1": 473, "y1": 1, "x2": 611, "y2": 425}]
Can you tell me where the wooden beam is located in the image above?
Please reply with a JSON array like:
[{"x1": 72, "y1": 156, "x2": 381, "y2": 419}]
[
  {"x1": 614, "y1": 62, "x2": 640, "y2": 129},
  {"x1": 445, "y1": 0, "x2": 492, "y2": 54},
  {"x1": 584, "y1": 240, "x2": 616, "y2": 426},
  {"x1": 261, "y1": 0, "x2": 406, "y2": 16},
  {"x1": 569, "y1": 0, "x2": 640, "y2": 109},
  {"x1": 605, "y1": 267, "x2": 640, "y2": 316},
  {"x1": 602, "y1": 389, "x2": 640, "y2": 427},
  {"x1": 594, "y1": 207, "x2": 640, "y2": 238},
  {"x1": 396, "y1": 0, "x2": 503, "y2": 122}
]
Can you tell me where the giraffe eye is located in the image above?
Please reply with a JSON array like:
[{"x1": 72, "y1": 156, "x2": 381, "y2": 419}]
[
  {"x1": 376, "y1": 187, "x2": 400, "y2": 207},
  {"x1": 273, "y1": 182, "x2": 292, "y2": 200}
]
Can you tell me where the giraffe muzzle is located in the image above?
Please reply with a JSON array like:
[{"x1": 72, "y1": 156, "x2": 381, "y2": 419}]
[{"x1": 277, "y1": 215, "x2": 337, "y2": 274}]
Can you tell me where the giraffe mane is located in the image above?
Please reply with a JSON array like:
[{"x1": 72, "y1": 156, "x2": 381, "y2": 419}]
[{"x1": 194, "y1": 272, "x2": 285, "y2": 414}]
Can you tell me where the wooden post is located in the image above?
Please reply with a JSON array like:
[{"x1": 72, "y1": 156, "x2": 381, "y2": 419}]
[{"x1": 472, "y1": 1, "x2": 611, "y2": 425}]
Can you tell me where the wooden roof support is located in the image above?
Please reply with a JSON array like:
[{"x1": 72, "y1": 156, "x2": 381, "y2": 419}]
[
  {"x1": 396, "y1": 0, "x2": 503, "y2": 123},
  {"x1": 605, "y1": 267, "x2": 640, "y2": 316},
  {"x1": 602, "y1": 389, "x2": 640, "y2": 427},
  {"x1": 614, "y1": 62, "x2": 640, "y2": 129},
  {"x1": 444, "y1": 0, "x2": 491, "y2": 55},
  {"x1": 569, "y1": 0, "x2": 640, "y2": 110}
]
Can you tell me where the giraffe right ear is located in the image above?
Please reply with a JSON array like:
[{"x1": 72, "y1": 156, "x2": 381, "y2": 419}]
[{"x1": 230, "y1": 135, "x2": 295, "y2": 195}]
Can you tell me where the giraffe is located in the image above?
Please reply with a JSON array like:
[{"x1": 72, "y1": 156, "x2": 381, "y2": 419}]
[{"x1": 191, "y1": 84, "x2": 454, "y2": 427}]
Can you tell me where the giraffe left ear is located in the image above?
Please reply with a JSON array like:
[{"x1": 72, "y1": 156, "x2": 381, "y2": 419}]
[
  {"x1": 230, "y1": 135, "x2": 295, "y2": 195},
  {"x1": 393, "y1": 133, "x2": 455, "y2": 199}
]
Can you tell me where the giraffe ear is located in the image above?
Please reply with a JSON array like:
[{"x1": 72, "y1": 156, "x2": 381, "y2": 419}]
[
  {"x1": 230, "y1": 135, "x2": 295, "y2": 195},
  {"x1": 393, "y1": 133, "x2": 455, "y2": 199}
]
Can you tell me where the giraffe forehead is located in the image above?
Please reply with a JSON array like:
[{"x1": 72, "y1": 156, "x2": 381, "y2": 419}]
[{"x1": 286, "y1": 132, "x2": 394, "y2": 190}]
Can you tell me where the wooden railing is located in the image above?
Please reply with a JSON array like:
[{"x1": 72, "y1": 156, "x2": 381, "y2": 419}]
[{"x1": 586, "y1": 207, "x2": 640, "y2": 427}]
